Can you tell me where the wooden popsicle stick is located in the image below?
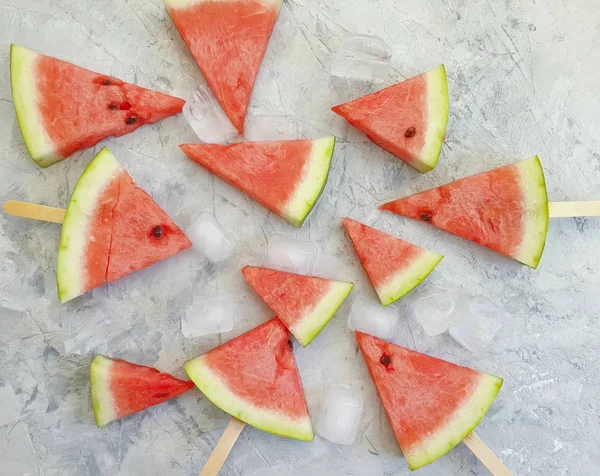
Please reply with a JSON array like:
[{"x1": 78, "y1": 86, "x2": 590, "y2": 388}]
[
  {"x1": 548, "y1": 201, "x2": 600, "y2": 218},
  {"x1": 463, "y1": 432, "x2": 512, "y2": 476},
  {"x1": 3, "y1": 200, "x2": 65, "y2": 224},
  {"x1": 199, "y1": 418, "x2": 246, "y2": 476}
]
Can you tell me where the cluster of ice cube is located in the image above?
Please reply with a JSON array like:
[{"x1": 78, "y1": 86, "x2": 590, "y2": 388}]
[{"x1": 317, "y1": 385, "x2": 364, "y2": 445}]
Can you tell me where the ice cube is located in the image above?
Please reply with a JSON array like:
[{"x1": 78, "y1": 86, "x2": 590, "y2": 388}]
[
  {"x1": 59, "y1": 302, "x2": 131, "y2": 356},
  {"x1": 245, "y1": 115, "x2": 298, "y2": 141},
  {"x1": 266, "y1": 235, "x2": 319, "y2": 275},
  {"x1": 183, "y1": 85, "x2": 238, "y2": 144},
  {"x1": 182, "y1": 298, "x2": 235, "y2": 338},
  {"x1": 449, "y1": 295, "x2": 504, "y2": 351},
  {"x1": 317, "y1": 385, "x2": 364, "y2": 445},
  {"x1": 409, "y1": 290, "x2": 470, "y2": 336},
  {"x1": 332, "y1": 34, "x2": 391, "y2": 82},
  {"x1": 347, "y1": 298, "x2": 397, "y2": 340},
  {"x1": 187, "y1": 213, "x2": 237, "y2": 263}
]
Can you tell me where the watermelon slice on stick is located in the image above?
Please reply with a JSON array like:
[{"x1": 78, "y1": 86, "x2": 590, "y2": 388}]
[
  {"x1": 380, "y1": 156, "x2": 549, "y2": 268},
  {"x1": 185, "y1": 318, "x2": 313, "y2": 441},
  {"x1": 331, "y1": 65, "x2": 449, "y2": 173},
  {"x1": 242, "y1": 266, "x2": 354, "y2": 346},
  {"x1": 356, "y1": 332, "x2": 504, "y2": 471},
  {"x1": 10, "y1": 45, "x2": 185, "y2": 168},
  {"x1": 180, "y1": 137, "x2": 336, "y2": 227},
  {"x1": 163, "y1": 0, "x2": 281, "y2": 135},
  {"x1": 90, "y1": 355, "x2": 195, "y2": 427},
  {"x1": 342, "y1": 218, "x2": 442, "y2": 306}
]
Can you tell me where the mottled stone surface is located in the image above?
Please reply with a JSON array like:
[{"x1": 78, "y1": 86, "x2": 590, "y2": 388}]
[{"x1": 1, "y1": 0, "x2": 599, "y2": 475}]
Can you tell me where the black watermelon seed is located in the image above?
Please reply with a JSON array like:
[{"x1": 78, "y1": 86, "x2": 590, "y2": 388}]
[
  {"x1": 380, "y1": 354, "x2": 391, "y2": 366},
  {"x1": 420, "y1": 212, "x2": 432, "y2": 222},
  {"x1": 108, "y1": 103, "x2": 118, "y2": 110},
  {"x1": 152, "y1": 226, "x2": 164, "y2": 238},
  {"x1": 126, "y1": 115, "x2": 138, "y2": 125},
  {"x1": 103, "y1": 79, "x2": 112, "y2": 85},
  {"x1": 405, "y1": 127, "x2": 417, "y2": 138}
]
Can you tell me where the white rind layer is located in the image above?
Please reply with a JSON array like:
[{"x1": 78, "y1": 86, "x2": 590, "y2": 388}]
[
  {"x1": 57, "y1": 148, "x2": 123, "y2": 303},
  {"x1": 90, "y1": 355, "x2": 117, "y2": 427},
  {"x1": 184, "y1": 356, "x2": 314, "y2": 441}
]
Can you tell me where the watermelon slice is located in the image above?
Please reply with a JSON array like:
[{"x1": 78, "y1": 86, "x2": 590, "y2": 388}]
[
  {"x1": 180, "y1": 137, "x2": 335, "y2": 227},
  {"x1": 342, "y1": 218, "x2": 442, "y2": 306},
  {"x1": 10, "y1": 45, "x2": 185, "y2": 168},
  {"x1": 57, "y1": 148, "x2": 192, "y2": 303},
  {"x1": 331, "y1": 65, "x2": 448, "y2": 173},
  {"x1": 380, "y1": 156, "x2": 549, "y2": 268},
  {"x1": 163, "y1": 0, "x2": 281, "y2": 134},
  {"x1": 90, "y1": 355, "x2": 195, "y2": 427},
  {"x1": 185, "y1": 318, "x2": 313, "y2": 441},
  {"x1": 241, "y1": 266, "x2": 354, "y2": 346},
  {"x1": 356, "y1": 332, "x2": 502, "y2": 470}
]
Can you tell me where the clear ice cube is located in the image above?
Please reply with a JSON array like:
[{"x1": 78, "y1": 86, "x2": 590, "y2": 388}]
[
  {"x1": 187, "y1": 213, "x2": 237, "y2": 264},
  {"x1": 266, "y1": 235, "x2": 319, "y2": 275},
  {"x1": 60, "y1": 302, "x2": 131, "y2": 356},
  {"x1": 245, "y1": 115, "x2": 298, "y2": 141},
  {"x1": 332, "y1": 34, "x2": 391, "y2": 82},
  {"x1": 181, "y1": 298, "x2": 235, "y2": 338},
  {"x1": 317, "y1": 385, "x2": 364, "y2": 445},
  {"x1": 347, "y1": 298, "x2": 397, "y2": 340},
  {"x1": 409, "y1": 289, "x2": 470, "y2": 336},
  {"x1": 449, "y1": 295, "x2": 504, "y2": 351},
  {"x1": 183, "y1": 85, "x2": 238, "y2": 144}
]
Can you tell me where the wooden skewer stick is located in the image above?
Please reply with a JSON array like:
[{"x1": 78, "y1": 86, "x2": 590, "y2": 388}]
[
  {"x1": 548, "y1": 201, "x2": 600, "y2": 218},
  {"x1": 5, "y1": 200, "x2": 600, "y2": 224},
  {"x1": 3, "y1": 200, "x2": 65, "y2": 224},
  {"x1": 199, "y1": 418, "x2": 246, "y2": 476},
  {"x1": 463, "y1": 432, "x2": 512, "y2": 476}
]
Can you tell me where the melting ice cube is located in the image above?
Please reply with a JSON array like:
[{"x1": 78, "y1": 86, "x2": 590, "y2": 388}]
[
  {"x1": 187, "y1": 213, "x2": 237, "y2": 264},
  {"x1": 245, "y1": 115, "x2": 298, "y2": 141},
  {"x1": 347, "y1": 298, "x2": 398, "y2": 340},
  {"x1": 332, "y1": 34, "x2": 391, "y2": 82},
  {"x1": 60, "y1": 302, "x2": 131, "y2": 356},
  {"x1": 317, "y1": 385, "x2": 364, "y2": 445},
  {"x1": 181, "y1": 298, "x2": 235, "y2": 338},
  {"x1": 449, "y1": 295, "x2": 504, "y2": 351},
  {"x1": 183, "y1": 85, "x2": 238, "y2": 144},
  {"x1": 409, "y1": 289, "x2": 470, "y2": 336},
  {"x1": 266, "y1": 235, "x2": 319, "y2": 275}
]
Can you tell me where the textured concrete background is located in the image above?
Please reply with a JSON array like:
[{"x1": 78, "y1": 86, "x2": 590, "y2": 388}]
[{"x1": 1, "y1": 0, "x2": 599, "y2": 474}]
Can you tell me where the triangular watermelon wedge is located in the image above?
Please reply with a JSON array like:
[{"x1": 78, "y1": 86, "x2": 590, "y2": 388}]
[
  {"x1": 342, "y1": 218, "x2": 442, "y2": 306},
  {"x1": 356, "y1": 332, "x2": 503, "y2": 470},
  {"x1": 242, "y1": 266, "x2": 354, "y2": 346},
  {"x1": 180, "y1": 137, "x2": 335, "y2": 227},
  {"x1": 331, "y1": 65, "x2": 448, "y2": 173},
  {"x1": 57, "y1": 148, "x2": 192, "y2": 303},
  {"x1": 90, "y1": 355, "x2": 195, "y2": 427},
  {"x1": 380, "y1": 156, "x2": 549, "y2": 268},
  {"x1": 185, "y1": 318, "x2": 313, "y2": 441},
  {"x1": 10, "y1": 45, "x2": 185, "y2": 168},
  {"x1": 163, "y1": 0, "x2": 281, "y2": 134}
]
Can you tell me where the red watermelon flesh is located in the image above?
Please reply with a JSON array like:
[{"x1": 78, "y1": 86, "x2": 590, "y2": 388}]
[
  {"x1": 356, "y1": 332, "x2": 503, "y2": 470},
  {"x1": 331, "y1": 65, "x2": 448, "y2": 173},
  {"x1": 342, "y1": 218, "x2": 442, "y2": 306},
  {"x1": 380, "y1": 157, "x2": 549, "y2": 268},
  {"x1": 185, "y1": 318, "x2": 313, "y2": 441},
  {"x1": 57, "y1": 148, "x2": 192, "y2": 303},
  {"x1": 180, "y1": 136, "x2": 336, "y2": 227},
  {"x1": 10, "y1": 45, "x2": 185, "y2": 167},
  {"x1": 90, "y1": 355, "x2": 195, "y2": 427},
  {"x1": 242, "y1": 266, "x2": 354, "y2": 346},
  {"x1": 163, "y1": 0, "x2": 281, "y2": 134}
]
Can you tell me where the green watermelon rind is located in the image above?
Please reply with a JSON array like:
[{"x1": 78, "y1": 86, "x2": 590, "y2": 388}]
[
  {"x1": 291, "y1": 280, "x2": 354, "y2": 347},
  {"x1": 515, "y1": 156, "x2": 548, "y2": 269},
  {"x1": 405, "y1": 373, "x2": 503, "y2": 471},
  {"x1": 184, "y1": 356, "x2": 314, "y2": 441},
  {"x1": 10, "y1": 44, "x2": 59, "y2": 168},
  {"x1": 90, "y1": 355, "x2": 117, "y2": 427},
  {"x1": 57, "y1": 148, "x2": 123, "y2": 303},
  {"x1": 377, "y1": 251, "x2": 443, "y2": 306},
  {"x1": 416, "y1": 64, "x2": 449, "y2": 174},
  {"x1": 282, "y1": 136, "x2": 336, "y2": 228}
]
